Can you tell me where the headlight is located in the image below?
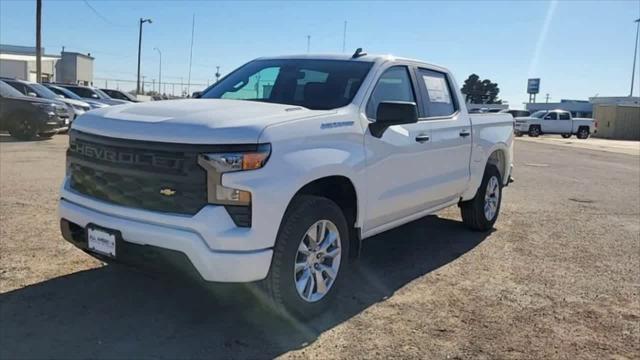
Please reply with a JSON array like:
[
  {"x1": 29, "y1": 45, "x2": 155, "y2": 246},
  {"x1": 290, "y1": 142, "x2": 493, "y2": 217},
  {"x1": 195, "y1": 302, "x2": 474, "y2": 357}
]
[
  {"x1": 197, "y1": 144, "x2": 271, "y2": 206},
  {"x1": 31, "y1": 102, "x2": 55, "y2": 113}
]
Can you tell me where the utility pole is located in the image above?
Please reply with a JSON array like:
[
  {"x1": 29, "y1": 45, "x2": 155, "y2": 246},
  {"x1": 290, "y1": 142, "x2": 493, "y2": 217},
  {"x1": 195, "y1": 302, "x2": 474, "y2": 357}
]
[
  {"x1": 215, "y1": 66, "x2": 221, "y2": 82},
  {"x1": 35, "y1": 0, "x2": 42, "y2": 83},
  {"x1": 545, "y1": 93, "x2": 550, "y2": 103},
  {"x1": 342, "y1": 21, "x2": 347, "y2": 53},
  {"x1": 142, "y1": 75, "x2": 146, "y2": 94},
  {"x1": 154, "y1": 47, "x2": 162, "y2": 94},
  {"x1": 136, "y1": 18, "x2": 152, "y2": 95},
  {"x1": 187, "y1": 14, "x2": 195, "y2": 95},
  {"x1": 306, "y1": 35, "x2": 311, "y2": 53},
  {"x1": 630, "y1": 18, "x2": 640, "y2": 96}
]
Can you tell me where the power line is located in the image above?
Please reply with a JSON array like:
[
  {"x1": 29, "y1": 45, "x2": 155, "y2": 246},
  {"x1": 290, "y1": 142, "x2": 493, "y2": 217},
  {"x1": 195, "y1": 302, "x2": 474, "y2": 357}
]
[{"x1": 82, "y1": 0, "x2": 121, "y2": 27}]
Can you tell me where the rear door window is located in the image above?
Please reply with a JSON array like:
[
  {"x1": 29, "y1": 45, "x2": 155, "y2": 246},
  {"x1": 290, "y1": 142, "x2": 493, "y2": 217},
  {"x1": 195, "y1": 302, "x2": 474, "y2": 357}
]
[
  {"x1": 416, "y1": 69, "x2": 457, "y2": 118},
  {"x1": 559, "y1": 112, "x2": 570, "y2": 120}
]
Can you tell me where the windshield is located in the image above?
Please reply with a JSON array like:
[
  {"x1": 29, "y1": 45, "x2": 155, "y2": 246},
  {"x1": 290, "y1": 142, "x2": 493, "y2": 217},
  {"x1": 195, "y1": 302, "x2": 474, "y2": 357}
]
[
  {"x1": 531, "y1": 110, "x2": 549, "y2": 118},
  {"x1": 201, "y1": 59, "x2": 373, "y2": 110},
  {"x1": 47, "y1": 85, "x2": 83, "y2": 100},
  {"x1": 0, "y1": 80, "x2": 25, "y2": 98},
  {"x1": 94, "y1": 88, "x2": 112, "y2": 99},
  {"x1": 29, "y1": 83, "x2": 60, "y2": 100}
]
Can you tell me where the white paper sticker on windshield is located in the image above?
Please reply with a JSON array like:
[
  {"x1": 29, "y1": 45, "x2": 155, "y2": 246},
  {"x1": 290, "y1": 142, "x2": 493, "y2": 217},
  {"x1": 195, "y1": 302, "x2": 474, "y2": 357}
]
[{"x1": 423, "y1": 75, "x2": 451, "y2": 104}]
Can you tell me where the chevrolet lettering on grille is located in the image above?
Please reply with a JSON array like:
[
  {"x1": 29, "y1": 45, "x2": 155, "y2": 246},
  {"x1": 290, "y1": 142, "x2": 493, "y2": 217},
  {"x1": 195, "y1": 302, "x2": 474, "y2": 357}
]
[{"x1": 69, "y1": 141, "x2": 184, "y2": 170}]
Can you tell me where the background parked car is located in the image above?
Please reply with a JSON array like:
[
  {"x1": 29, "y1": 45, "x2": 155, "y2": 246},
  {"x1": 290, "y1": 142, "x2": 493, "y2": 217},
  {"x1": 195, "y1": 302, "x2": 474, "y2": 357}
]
[
  {"x1": 3, "y1": 78, "x2": 91, "y2": 121},
  {"x1": 100, "y1": 89, "x2": 139, "y2": 102},
  {"x1": 53, "y1": 84, "x2": 129, "y2": 106},
  {"x1": 0, "y1": 80, "x2": 70, "y2": 140},
  {"x1": 500, "y1": 109, "x2": 530, "y2": 118},
  {"x1": 44, "y1": 84, "x2": 108, "y2": 110}
]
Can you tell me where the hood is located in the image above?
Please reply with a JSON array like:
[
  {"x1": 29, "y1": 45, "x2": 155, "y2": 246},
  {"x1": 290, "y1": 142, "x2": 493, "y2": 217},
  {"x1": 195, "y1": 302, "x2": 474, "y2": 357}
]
[
  {"x1": 72, "y1": 99, "x2": 332, "y2": 144},
  {"x1": 60, "y1": 98, "x2": 90, "y2": 108}
]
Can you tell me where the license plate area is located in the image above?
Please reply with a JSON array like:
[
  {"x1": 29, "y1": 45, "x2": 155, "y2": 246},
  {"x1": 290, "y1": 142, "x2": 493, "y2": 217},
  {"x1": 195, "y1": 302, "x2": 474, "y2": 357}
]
[{"x1": 86, "y1": 225, "x2": 119, "y2": 258}]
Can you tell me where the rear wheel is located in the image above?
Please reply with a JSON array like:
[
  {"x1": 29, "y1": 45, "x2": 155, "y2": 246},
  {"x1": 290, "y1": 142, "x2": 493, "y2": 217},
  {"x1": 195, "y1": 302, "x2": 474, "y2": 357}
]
[
  {"x1": 561, "y1": 133, "x2": 571, "y2": 139},
  {"x1": 577, "y1": 127, "x2": 590, "y2": 139},
  {"x1": 460, "y1": 165, "x2": 503, "y2": 231},
  {"x1": 9, "y1": 117, "x2": 38, "y2": 140},
  {"x1": 528, "y1": 126, "x2": 541, "y2": 137},
  {"x1": 262, "y1": 195, "x2": 349, "y2": 319}
]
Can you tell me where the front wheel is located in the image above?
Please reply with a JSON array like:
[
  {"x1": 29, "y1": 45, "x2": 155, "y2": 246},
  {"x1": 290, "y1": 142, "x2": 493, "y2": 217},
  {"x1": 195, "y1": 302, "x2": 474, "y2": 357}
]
[
  {"x1": 460, "y1": 165, "x2": 503, "y2": 231},
  {"x1": 9, "y1": 118, "x2": 38, "y2": 140},
  {"x1": 528, "y1": 126, "x2": 541, "y2": 137},
  {"x1": 576, "y1": 127, "x2": 590, "y2": 139},
  {"x1": 262, "y1": 195, "x2": 349, "y2": 319},
  {"x1": 514, "y1": 131, "x2": 523, "y2": 137},
  {"x1": 561, "y1": 133, "x2": 572, "y2": 139}
]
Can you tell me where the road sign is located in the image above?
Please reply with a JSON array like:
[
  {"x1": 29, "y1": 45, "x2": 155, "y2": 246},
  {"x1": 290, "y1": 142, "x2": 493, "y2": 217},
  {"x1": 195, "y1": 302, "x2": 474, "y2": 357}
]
[{"x1": 527, "y1": 78, "x2": 540, "y2": 94}]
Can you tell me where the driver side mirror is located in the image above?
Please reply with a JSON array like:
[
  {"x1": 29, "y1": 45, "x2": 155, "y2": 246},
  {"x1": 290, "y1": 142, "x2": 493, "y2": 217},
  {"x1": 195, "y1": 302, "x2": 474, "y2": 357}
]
[
  {"x1": 192, "y1": 91, "x2": 202, "y2": 98},
  {"x1": 27, "y1": 92, "x2": 38, "y2": 97},
  {"x1": 369, "y1": 101, "x2": 418, "y2": 138}
]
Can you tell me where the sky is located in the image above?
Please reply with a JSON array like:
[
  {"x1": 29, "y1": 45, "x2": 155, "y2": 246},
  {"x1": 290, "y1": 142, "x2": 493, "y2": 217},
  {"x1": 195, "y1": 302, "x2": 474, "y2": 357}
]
[{"x1": 1, "y1": 0, "x2": 639, "y2": 106}]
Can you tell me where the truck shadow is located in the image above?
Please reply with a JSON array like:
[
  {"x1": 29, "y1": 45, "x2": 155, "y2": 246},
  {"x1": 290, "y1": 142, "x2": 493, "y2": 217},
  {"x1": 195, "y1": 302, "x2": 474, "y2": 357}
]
[{"x1": 0, "y1": 215, "x2": 492, "y2": 359}]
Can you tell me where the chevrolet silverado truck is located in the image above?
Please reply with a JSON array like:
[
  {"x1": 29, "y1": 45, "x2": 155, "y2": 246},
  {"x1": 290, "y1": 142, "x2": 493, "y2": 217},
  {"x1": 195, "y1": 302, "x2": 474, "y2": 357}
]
[
  {"x1": 514, "y1": 109, "x2": 595, "y2": 139},
  {"x1": 59, "y1": 53, "x2": 514, "y2": 318}
]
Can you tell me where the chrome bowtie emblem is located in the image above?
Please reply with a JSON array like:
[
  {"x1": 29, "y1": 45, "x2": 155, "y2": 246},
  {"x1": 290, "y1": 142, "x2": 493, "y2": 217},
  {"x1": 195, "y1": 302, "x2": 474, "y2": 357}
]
[{"x1": 160, "y1": 188, "x2": 176, "y2": 196}]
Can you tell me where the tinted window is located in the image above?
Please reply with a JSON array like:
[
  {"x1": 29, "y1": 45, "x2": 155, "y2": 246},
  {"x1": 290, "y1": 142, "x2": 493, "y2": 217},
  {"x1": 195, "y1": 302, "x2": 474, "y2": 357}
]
[
  {"x1": 418, "y1": 69, "x2": 456, "y2": 117},
  {"x1": 545, "y1": 112, "x2": 558, "y2": 120},
  {"x1": 559, "y1": 112, "x2": 570, "y2": 120},
  {"x1": 366, "y1": 66, "x2": 415, "y2": 118},
  {"x1": 5, "y1": 81, "x2": 29, "y2": 95},
  {"x1": 0, "y1": 81, "x2": 25, "y2": 97},
  {"x1": 202, "y1": 59, "x2": 373, "y2": 110},
  {"x1": 46, "y1": 85, "x2": 82, "y2": 100},
  {"x1": 64, "y1": 86, "x2": 99, "y2": 99},
  {"x1": 27, "y1": 83, "x2": 59, "y2": 100}
]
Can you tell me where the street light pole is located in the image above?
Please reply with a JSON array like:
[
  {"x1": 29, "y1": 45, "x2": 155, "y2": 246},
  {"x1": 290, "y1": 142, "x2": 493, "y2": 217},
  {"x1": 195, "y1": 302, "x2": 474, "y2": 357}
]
[
  {"x1": 35, "y1": 0, "x2": 42, "y2": 83},
  {"x1": 136, "y1": 18, "x2": 152, "y2": 95},
  {"x1": 630, "y1": 18, "x2": 640, "y2": 97},
  {"x1": 154, "y1": 47, "x2": 162, "y2": 95}
]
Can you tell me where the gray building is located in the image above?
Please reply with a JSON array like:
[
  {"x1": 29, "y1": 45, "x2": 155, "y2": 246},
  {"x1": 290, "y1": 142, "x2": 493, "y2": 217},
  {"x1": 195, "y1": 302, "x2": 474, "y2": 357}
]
[
  {"x1": 0, "y1": 44, "x2": 94, "y2": 85},
  {"x1": 56, "y1": 51, "x2": 94, "y2": 85}
]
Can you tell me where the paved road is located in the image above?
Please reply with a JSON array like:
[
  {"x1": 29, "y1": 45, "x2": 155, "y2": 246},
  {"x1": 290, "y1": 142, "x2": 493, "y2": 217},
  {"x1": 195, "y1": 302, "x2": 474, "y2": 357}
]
[
  {"x1": 518, "y1": 134, "x2": 640, "y2": 156},
  {"x1": 0, "y1": 134, "x2": 638, "y2": 359}
]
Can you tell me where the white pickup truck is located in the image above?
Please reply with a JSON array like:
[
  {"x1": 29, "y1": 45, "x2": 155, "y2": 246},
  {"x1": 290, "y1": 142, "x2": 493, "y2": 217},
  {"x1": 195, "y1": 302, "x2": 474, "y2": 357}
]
[
  {"x1": 514, "y1": 109, "x2": 596, "y2": 139},
  {"x1": 59, "y1": 53, "x2": 514, "y2": 318}
]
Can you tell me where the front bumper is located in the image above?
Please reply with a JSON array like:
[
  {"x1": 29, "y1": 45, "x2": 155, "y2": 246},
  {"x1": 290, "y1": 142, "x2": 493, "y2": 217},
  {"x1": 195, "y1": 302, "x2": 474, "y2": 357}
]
[{"x1": 58, "y1": 197, "x2": 273, "y2": 283}]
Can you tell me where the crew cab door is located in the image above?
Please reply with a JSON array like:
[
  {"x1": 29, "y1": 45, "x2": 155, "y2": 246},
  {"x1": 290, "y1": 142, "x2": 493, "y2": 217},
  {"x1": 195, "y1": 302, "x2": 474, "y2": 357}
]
[
  {"x1": 557, "y1": 111, "x2": 573, "y2": 133},
  {"x1": 362, "y1": 65, "x2": 471, "y2": 233}
]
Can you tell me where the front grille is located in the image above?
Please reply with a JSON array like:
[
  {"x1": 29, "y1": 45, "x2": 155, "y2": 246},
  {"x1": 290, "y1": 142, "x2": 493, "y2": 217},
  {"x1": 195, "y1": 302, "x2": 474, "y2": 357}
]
[{"x1": 67, "y1": 130, "x2": 258, "y2": 216}]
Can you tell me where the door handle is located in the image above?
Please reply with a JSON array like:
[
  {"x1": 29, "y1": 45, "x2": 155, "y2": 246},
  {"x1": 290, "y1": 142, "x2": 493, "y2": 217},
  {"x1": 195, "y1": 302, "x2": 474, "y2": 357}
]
[
  {"x1": 415, "y1": 134, "x2": 430, "y2": 143},
  {"x1": 459, "y1": 129, "x2": 471, "y2": 137}
]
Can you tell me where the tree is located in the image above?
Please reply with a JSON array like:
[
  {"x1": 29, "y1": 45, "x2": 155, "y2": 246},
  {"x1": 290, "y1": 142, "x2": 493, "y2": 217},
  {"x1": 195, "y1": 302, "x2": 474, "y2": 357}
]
[{"x1": 460, "y1": 74, "x2": 502, "y2": 104}]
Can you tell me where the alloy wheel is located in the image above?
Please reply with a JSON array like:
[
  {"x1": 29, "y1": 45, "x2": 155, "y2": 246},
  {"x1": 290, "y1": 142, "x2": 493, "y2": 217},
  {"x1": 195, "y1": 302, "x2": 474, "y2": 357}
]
[{"x1": 293, "y1": 219, "x2": 342, "y2": 303}]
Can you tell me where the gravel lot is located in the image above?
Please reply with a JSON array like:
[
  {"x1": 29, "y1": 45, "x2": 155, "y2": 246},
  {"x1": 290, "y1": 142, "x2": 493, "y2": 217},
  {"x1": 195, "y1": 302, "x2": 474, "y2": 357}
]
[{"x1": 1, "y1": 134, "x2": 638, "y2": 359}]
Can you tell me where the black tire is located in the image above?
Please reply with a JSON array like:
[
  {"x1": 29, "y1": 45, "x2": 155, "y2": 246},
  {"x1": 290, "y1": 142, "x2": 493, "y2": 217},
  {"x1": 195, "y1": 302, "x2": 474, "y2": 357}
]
[
  {"x1": 460, "y1": 165, "x2": 503, "y2": 232},
  {"x1": 38, "y1": 131, "x2": 56, "y2": 139},
  {"x1": 8, "y1": 117, "x2": 38, "y2": 140},
  {"x1": 528, "y1": 126, "x2": 541, "y2": 137},
  {"x1": 262, "y1": 195, "x2": 350, "y2": 319},
  {"x1": 576, "y1": 127, "x2": 590, "y2": 139},
  {"x1": 514, "y1": 131, "x2": 523, "y2": 137},
  {"x1": 561, "y1": 133, "x2": 571, "y2": 139}
]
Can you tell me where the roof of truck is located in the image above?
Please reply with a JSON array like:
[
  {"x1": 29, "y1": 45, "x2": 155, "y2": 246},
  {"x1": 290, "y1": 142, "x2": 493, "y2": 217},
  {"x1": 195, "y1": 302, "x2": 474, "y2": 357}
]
[{"x1": 255, "y1": 53, "x2": 448, "y2": 72}]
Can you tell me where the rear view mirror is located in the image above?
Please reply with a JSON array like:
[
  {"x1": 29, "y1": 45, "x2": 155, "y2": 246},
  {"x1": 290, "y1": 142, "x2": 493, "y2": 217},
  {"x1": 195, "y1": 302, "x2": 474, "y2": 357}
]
[{"x1": 369, "y1": 101, "x2": 418, "y2": 138}]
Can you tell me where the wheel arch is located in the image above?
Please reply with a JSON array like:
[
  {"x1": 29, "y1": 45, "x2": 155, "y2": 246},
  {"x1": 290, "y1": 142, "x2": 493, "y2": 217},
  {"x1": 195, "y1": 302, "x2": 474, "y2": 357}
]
[{"x1": 288, "y1": 175, "x2": 362, "y2": 258}]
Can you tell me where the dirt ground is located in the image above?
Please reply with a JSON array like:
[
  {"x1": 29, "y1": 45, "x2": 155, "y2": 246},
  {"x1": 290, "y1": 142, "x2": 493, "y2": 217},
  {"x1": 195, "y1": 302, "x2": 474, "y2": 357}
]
[{"x1": 0, "y1": 134, "x2": 638, "y2": 359}]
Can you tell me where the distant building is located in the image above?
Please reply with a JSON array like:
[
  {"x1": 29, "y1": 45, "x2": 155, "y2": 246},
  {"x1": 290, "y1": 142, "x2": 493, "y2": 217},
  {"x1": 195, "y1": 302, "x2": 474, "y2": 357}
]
[
  {"x1": 525, "y1": 99, "x2": 593, "y2": 118},
  {"x1": 56, "y1": 51, "x2": 94, "y2": 85},
  {"x1": 0, "y1": 44, "x2": 58, "y2": 82},
  {"x1": 0, "y1": 44, "x2": 94, "y2": 85}
]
